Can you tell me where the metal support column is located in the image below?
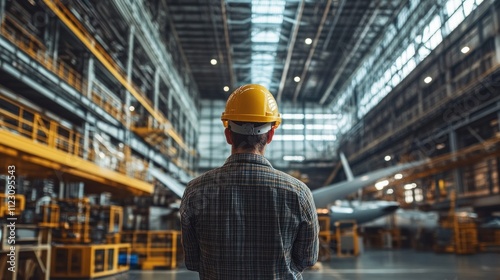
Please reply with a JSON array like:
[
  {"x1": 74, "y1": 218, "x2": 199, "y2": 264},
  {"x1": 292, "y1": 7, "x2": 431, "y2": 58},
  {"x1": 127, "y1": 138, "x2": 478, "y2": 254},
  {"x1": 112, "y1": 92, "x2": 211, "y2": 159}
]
[
  {"x1": 167, "y1": 90, "x2": 173, "y2": 160},
  {"x1": 497, "y1": 108, "x2": 500, "y2": 131},
  {"x1": 83, "y1": 118, "x2": 90, "y2": 160},
  {"x1": 58, "y1": 181, "x2": 64, "y2": 199},
  {"x1": 487, "y1": 159, "x2": 494, "y2": 194},
  {"x1": 188, "y1": 126, "x2": 193, "y2": 172},
  {"x1": 0, "y1": 0, "x2": 5, "y2": 26},
  {"x1": 449, "y1": 129, "x2": 464, "y2": 194},
  {"x1": 167, "y1": 92, "x2": 173, "y2": 122},
  {"x1": 52, "y1": 21, "x2": 60, "y2": 62},
  {"x1": 490, "y1": 0, "x2": 500, "y2": 64},
  {"x1": 153, "y1": 67, "x2": 160, "y2": 127},
  {"x1": 86, "y1": 57, "x2": 95, "y2": 98},
  {"x1": 125, "y1": 25, "x2": 135, "y2": 142},
  {"x1": 434, "y1": 176, "x2": 441, "y2": 201}
]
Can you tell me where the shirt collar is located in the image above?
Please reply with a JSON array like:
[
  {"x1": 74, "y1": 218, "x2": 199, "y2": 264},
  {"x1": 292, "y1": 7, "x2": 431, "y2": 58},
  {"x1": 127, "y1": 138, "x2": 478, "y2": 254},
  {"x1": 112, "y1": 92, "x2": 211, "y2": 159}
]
[{"x1": 224, "y1": 153, "x2": 273, "y2": 168}]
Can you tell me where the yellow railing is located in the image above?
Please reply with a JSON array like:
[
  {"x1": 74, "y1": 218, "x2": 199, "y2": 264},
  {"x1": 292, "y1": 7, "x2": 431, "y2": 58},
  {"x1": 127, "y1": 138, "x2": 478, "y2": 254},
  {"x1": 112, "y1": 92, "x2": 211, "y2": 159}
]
[
  {"x1": 0, "y1": 194, "x2": 25, "y2": 217},
  {"x1": 92, "y1": 82, "x2": 126, "y2": 124},
  {"x1": 0, "y1": 95, "x2": 150, "y2": 181},
  {"x1": 1, "y1": 15, "x2": 84, "y2": 92},
  {"x1": 121, "y1": 230, "x2": 180, "y2": 269},
  {"x1": 0, "y1": 11, "x2": 195, "y2": 175},
  {"x1": 0, "y1": 94, "x2": 84, "y2": 157},
  {"x1": 0, "y1": 15, "x2": 127, "y2": 125}
]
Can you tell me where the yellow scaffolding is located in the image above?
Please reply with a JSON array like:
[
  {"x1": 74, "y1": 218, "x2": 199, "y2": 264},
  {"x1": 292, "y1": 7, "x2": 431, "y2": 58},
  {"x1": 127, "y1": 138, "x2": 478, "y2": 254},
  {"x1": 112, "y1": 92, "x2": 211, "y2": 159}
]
[
  {"x1": 0, "y1": 194, "x2": 25, "y2": 217},
  {"x1": 334, "y1": 220, "x2": 359, "y2": 257},
  {"x1": 50, "y1": 243, "x2": 131, "y2": 279},
  {"x1": 0, "y1": 94, "x2": 153, "y2": 195},
  {"x1": 121, "y1": 230, "x2": 180, "y2": 269},
  {"x1": 0, "y1": 225, "x2": 52, "y2": 280}
]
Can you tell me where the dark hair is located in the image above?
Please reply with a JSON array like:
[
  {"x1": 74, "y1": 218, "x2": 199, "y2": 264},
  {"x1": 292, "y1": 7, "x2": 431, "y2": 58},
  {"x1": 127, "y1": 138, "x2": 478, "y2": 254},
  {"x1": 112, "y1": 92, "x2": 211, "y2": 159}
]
[{"x1": 229, "y1": 122, "x2": 270, "y2": 152}]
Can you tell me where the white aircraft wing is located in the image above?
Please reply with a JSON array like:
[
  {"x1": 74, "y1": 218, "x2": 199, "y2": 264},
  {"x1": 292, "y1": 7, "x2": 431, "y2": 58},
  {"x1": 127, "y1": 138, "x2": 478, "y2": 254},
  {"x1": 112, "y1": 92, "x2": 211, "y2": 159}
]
[{"x1": 312, "y1": 159, "x2": 428, "y2": 208}]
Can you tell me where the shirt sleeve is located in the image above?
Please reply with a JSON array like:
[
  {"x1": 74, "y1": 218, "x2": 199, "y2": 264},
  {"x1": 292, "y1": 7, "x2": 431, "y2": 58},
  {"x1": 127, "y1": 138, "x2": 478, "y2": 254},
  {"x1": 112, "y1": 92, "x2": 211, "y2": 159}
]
[
  {"x1": 180, "y1": 188, "x2": 200, "y2": 272},
  {"x1": 291, "y1": 187, "x2": 319, "y2": 271}
]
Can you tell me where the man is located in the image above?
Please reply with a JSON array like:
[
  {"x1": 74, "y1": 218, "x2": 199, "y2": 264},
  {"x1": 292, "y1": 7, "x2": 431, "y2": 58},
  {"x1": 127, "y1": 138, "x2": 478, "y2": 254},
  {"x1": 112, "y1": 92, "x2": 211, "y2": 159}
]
[{"x1": 180, "y1": 84, "x2": 319, "y2": 279}]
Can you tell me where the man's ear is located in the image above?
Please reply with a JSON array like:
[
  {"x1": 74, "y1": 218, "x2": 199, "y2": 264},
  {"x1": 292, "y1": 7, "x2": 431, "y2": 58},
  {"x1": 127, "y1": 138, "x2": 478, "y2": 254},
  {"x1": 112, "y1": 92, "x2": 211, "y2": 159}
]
[
  {"x1": 224, "y1": 128, "x2": 233, "y2": 145},
  {"x1": 266, "y1": 128, "x2": 275, "y2": 144}
]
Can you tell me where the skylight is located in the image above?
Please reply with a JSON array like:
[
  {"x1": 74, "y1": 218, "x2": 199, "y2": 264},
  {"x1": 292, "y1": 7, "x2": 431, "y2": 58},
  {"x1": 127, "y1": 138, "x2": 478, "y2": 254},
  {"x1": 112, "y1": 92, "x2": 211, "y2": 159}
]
[{"x1": 251, "y1": 0, "x2": 286, "y2": 89}]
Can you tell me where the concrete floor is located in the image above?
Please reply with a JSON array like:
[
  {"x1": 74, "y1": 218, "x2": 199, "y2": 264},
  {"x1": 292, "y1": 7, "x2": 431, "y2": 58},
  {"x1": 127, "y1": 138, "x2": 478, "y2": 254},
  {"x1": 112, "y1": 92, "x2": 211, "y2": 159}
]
[{"x1": 102, "y1": 249, "x2": 500, "y2": 280}]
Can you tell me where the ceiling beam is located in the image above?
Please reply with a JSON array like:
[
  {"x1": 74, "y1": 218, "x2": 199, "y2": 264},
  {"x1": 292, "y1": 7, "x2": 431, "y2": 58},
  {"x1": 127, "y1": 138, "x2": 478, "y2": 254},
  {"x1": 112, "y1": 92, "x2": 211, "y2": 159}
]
[
  {"x1": 319, "y1": 0, "x2": 381, "y2": 105},
  {"x1": 292, "y1": 0, "x2": 334, "y2": 103},
  {"x1": 221, "y1": 0, "x2": 236, "y2": 88},
  {"x1": 276, "y1": 0, "x2": 306, "y2": 102}
]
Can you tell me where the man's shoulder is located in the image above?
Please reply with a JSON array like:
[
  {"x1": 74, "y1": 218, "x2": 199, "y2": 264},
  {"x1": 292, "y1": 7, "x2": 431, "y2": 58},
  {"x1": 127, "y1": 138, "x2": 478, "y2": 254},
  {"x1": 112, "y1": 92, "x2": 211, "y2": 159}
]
[
  {"x1": 185, "y1": 165, "x2": 311, "y2": 195},
  {"x1": 270, "y1": 168, "x2": 311, "y2": 193},
  {"x1": 186, "y1": 168, "x2": 224, "y2": 188}
]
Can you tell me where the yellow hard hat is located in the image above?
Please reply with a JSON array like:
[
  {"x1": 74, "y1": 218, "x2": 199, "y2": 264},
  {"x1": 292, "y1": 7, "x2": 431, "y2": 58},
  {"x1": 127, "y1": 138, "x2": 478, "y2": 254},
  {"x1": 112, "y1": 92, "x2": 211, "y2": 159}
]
[{"x1": 221, "y1": 84, "x2": 281, "y2": 130}]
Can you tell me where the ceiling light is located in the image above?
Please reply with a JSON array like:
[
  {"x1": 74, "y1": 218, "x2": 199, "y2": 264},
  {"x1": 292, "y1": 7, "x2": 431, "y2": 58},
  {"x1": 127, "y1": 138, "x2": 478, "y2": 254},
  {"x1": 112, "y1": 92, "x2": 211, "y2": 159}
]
[
  {"x1": 28, "y1": 0, "x2": 36, "y2": 5},
  {"x1": 461, "y1": 46, "x2": 470, "y2": 54},
  {"x1": 424, "y1": 76, "x2": 432, "y2": 84},
  {"x1": 404, "y1": 183, "x2": 417, "y2": 190},
  {"x1": 436, "y1": 143, "x2": 445, "y2": 150},
  {"x1": 294, "y1": 76, "x2": 301, "y2": 82},
  {"x1": 223, "y1": 86, "x2": 230, "y2": 92},
  {"x1": 129, "y1": 105, "x2": 135, "y2": 112},
  {"x1": 283, "y1": 156, "x2": 305, "y2": 161},
  {"x1": 394, "y1": 173, "x2": 403, "y2": 180},
  {"x1": 375, "y1": 180, "x2": 389, "y2": 190},
  {"x1": 282, "y1": 124, "x2": 305, "y2": 130},
  {"x1": 384, "y1": 155, "x2": 391, "y2": 161},
  {"x1": 386, "y1": 189, "x2": 394, "y2": 194},
  {"x1": 305, "y1": 38, "x2": 312, "y2": 45},
  {"x1": 210, "y1": 59, "x2": 217, "y2": 65}
]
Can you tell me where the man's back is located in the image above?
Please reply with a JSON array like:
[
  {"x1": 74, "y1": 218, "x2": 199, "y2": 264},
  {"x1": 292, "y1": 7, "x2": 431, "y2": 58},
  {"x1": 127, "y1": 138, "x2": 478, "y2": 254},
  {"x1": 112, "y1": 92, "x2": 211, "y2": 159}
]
[{"x1": 180, "y1": 153, "x2": 319, "y2": 280}]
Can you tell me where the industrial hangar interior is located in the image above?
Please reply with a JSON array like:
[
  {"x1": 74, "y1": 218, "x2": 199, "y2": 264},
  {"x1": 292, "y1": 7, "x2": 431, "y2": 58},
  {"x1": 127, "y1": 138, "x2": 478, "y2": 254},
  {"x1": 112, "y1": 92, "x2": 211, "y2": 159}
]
[{"x1": 0, "y1": 0, "x2": 500, "y2": 279}]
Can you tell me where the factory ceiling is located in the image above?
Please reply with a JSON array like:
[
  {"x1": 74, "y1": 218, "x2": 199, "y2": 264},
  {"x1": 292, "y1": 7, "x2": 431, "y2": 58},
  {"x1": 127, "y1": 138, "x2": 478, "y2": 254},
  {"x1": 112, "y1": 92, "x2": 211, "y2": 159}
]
[{"x1": 156, "y1": 0, "x2": 410, "y2": 103}]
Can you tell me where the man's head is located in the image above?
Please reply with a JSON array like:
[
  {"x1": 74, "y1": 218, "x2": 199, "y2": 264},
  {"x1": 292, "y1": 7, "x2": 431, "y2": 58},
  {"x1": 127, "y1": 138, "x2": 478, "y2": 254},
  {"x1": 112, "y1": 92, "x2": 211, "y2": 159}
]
[{"x1": 221, "y1": 84, "x2": 281, "y2": 154}]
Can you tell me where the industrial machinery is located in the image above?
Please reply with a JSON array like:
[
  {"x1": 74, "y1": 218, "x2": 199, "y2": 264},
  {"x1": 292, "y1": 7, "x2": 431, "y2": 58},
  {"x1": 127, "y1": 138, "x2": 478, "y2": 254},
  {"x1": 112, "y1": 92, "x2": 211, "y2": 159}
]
[
  {"x1": 121, "y1": 230, "x2": 181, "y2": 270},
  {"x1": 49, "y1": 193, "x2": 131, "y2": 278},
  {"x1": 0, "y1": 178, "x2": 54, "y2": 280},
  {"x1": 334, "y1": 220, "x2": 360, "y2": 257},
  {"x1": 434, "y1": 191, "x2": 479, "y2": 254},
  {"x1": 316, "y1": 211, "x2": 361, "y2": 259}
]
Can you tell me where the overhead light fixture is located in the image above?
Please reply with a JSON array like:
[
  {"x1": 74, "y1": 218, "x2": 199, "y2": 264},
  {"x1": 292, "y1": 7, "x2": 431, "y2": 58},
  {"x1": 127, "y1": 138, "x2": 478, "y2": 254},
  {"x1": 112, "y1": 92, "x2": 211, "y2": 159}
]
[
  {"x1": 282, "y1": 124, "x2": 305, "y2": 130},
  {"x1": 404, "y1": 183, "x2": 417, "y2": 190},
  {"x1": 386, "y1": 189, "x2": 394, "y2": 194},
  {"x1": 223, "y1": 86, "x2": 230, "y2": 92},
  {"x1": 384, "y1": 155, "x2": 391, "y2": 161},
  {"x1": 28, "y1": 0, "x2": 36, "y2": 5},
  {"x1": 129, "y1": 105, "x2": 135, "y2": 112},
  {"x1": 283, "y1": 155, "x2": 305, "y2": 161},
  {"x1": 305, "y1": 38, "x2": 312, "y2": 45},
  {"x1": 210, "y1": 59, "x2": 217, "y2": 65},
  {"x1": 461, "y1": 46, "x2": 470, "y2": 54},
  {"x1": 424, "y1": 76, "x2": 432, "y2": 84},
  {"x1": 375, "y1": 180, "x2": 389, "y2": 190},
  {"x1": 436, "y1": 143, "x2": 446, "y2": 150},
  {"x1": 294, "y1": 76, "x2": 301, "y2": 82},
  {"x1": 394, "y1": 173, "x2": 403, "y2": 180}
]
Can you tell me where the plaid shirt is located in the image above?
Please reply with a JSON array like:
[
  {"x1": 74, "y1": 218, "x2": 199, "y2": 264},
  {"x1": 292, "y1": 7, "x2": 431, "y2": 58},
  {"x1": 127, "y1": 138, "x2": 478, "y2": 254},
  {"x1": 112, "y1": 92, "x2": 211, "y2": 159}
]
[{"x1": 180, "y1": 153, "x2": 319, "y2": 280}]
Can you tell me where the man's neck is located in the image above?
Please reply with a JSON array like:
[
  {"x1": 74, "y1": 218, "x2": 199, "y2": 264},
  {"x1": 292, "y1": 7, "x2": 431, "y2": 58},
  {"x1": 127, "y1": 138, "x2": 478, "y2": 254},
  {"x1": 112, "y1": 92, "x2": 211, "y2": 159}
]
[{"x1": 231, "y1": 147, "x2": 265, "y2": 156}]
